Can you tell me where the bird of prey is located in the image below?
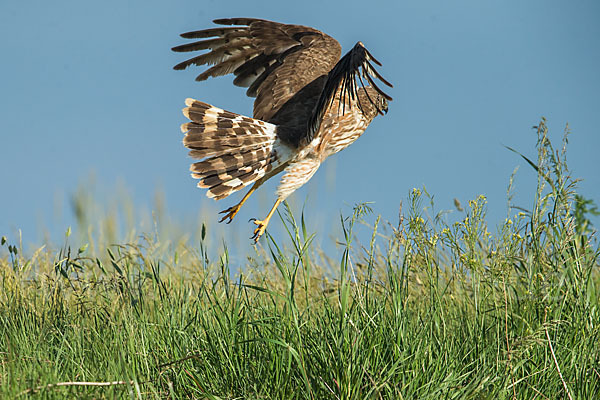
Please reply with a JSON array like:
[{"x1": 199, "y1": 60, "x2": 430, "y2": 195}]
[{"x1": 172, "y1": 18, "x2": 392, "y2": 242}]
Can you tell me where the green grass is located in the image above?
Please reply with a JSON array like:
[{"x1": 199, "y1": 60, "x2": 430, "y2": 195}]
[{"x1": 1, "y1": 119, "x2": 599, "y2": 399}]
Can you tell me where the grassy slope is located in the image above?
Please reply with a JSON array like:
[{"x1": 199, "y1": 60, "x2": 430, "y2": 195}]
[{"x1": 1, "y1": 119, "x2": 599, "y2": 399}]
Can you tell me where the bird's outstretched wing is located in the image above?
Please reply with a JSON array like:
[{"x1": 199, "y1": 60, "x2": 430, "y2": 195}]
[
  {"x1": 307, "y1": 42, "x2": 393, "y2": 142},
  {"x1": 172, "y1": 18, "x2": 342, "y2": 122}
]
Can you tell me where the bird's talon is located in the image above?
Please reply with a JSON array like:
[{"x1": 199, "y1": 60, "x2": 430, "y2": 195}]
[
  {"x1": 250, "y1": 220, "x2": 267, "y2": 242},
  {"x1": 218, "y1": 205, "x2": 241, "y2": 224}
]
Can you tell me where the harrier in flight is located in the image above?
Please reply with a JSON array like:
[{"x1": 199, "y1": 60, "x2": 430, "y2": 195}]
[{"x1": 173, "y1": 18, "x2": 392, "y2": 242}]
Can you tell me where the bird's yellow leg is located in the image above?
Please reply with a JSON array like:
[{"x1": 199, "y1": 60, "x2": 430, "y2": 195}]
[
  {"x1": 219, "y1": 181, "x2": 262, "y2": 224},
  {"x1": 251, "y1": 198, "x2": 283, "y2": 242}
]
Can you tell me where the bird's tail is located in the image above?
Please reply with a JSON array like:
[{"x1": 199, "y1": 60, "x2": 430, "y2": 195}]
[{"x1": 181, "y1": 98, "x2": 288, "y2": 200}]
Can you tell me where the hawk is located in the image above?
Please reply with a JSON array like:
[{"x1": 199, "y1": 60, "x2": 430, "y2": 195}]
[{"x1": 173, "y1": 18, "x2": 392, "y2": 242}]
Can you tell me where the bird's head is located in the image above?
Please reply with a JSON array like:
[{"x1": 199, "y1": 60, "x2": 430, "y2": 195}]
[
  {"x1": 357, "y1": 87, "x2": 390, "y2": 119},
  {"x1": 377, "y1": 94, "x2": 389, "y2": 115}
]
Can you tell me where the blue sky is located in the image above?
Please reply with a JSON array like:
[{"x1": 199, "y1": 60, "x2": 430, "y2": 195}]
[{"x1": 1, "y1": 0, "x2": 599, "y2": 255}]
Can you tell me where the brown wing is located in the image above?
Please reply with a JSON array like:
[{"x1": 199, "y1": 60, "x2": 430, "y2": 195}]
[
  {"x1": 307, "y1": 42, "x2": 393, "y2": 142},
  {"x1": 172, "y1": 18, "x2": 342, "y2": 121}
]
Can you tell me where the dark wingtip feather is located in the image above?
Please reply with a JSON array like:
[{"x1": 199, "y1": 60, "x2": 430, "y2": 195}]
[
  {"x1": 365, "y1": 60, "x2": 393, "y2": 88},
  {"x1": 171, "y1": 38, "x2": 219, "y2": 53},
  {"x1": 171, "y1": 44, "x2": 187, "y2": 52},
  {"x1": 364, "y1": 47, "x2": 382, "y2": 66},
  {"x1": 213, "y1": 18, "x2": 265, "y2": 26},
  {"x1": 213, "y1": 18, "x2": 234, "y2": 25},
  {"x1": 173, "y1": 60, "x2": 190, "y2": 70},
  {"x1": 213, "y1": 18, "x2": 246, "y2": 26},
  {"x1": 180, "y1": 27, "x2": 245, "y2": 39},
  {"x1": 364, "y1": 73, "x2": 393, "y2": 101},
  {"x1": 172, "y1": 43, "x2": 195, "y2": 52}
]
